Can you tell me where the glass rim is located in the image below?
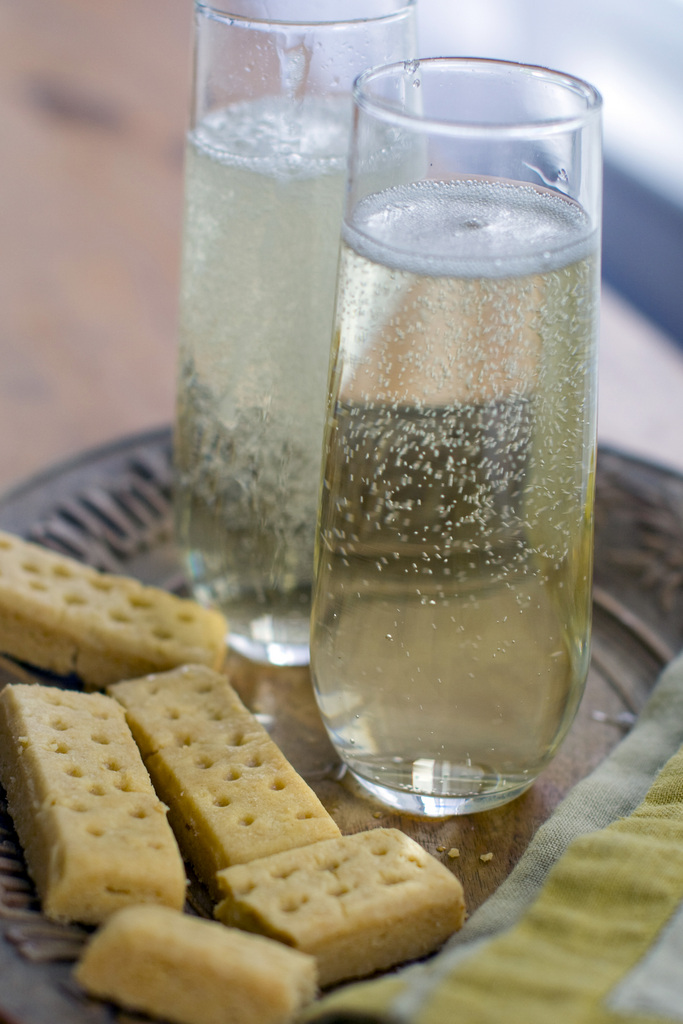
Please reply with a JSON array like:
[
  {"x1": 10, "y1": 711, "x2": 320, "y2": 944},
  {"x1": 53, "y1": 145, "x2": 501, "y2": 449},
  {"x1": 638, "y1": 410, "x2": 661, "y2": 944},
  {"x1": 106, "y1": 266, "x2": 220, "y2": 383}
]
[
  {"x1": 354, "y1": 57, "x2": 603, "y2": 138},
  {"x1": 195, "y1": 0, "x2": 416, "y2": 27}
]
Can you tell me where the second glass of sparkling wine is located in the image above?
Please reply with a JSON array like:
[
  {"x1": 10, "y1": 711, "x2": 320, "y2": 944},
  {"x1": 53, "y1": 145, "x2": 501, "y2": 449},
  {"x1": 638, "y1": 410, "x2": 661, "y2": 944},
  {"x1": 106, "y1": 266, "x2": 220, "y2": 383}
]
[
  {"x1": 173, "y1": 1, "x2": 417, "y2": 667},
  {"x1": 310, "y1": 58, "x2": 602, "y2": 815}
]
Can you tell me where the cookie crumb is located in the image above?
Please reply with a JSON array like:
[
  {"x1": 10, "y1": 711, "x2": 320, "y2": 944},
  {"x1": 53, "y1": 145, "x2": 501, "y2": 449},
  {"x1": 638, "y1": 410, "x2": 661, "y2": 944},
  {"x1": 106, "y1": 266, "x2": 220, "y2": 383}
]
[
  {"x1": 480, "y1": 852, "x2": 493, "y2": 863},
  {"x1": 372, "y1": 812, "x2": 382, "y2": 819},
  {"x1": 447, "y1": 848, "x2": 460, "y2": 859},
  {"x1": 436, "y1": 845, "x2": 446, "y2": 853}
]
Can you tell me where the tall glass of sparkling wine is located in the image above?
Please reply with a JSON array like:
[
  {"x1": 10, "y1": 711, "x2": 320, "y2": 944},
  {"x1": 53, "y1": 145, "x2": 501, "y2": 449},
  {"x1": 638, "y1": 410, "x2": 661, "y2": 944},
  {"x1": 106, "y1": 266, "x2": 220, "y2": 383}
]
[
  {"x1": 311, "y1": 58, "x2": 603, "y2": 815},
  {"x1": 173, "y1": 1, "x2": 417, "y2": 667}
]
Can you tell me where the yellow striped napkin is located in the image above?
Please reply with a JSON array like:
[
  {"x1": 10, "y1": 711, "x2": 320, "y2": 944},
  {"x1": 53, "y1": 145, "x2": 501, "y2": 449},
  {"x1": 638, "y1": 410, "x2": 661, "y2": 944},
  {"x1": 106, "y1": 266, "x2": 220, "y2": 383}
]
[{"x1": 306, "y1": 652, "x2": 683, "y2": 1024}]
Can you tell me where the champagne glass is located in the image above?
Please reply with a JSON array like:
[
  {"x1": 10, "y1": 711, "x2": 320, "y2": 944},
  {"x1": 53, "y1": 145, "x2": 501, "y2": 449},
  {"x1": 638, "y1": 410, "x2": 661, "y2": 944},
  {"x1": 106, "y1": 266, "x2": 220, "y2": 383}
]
[
  {"x1": 311, "y1": 58, "x2": 602, "y2": 815},
  {"x1": 174, "y1": 1, "x2": 417, "y2": 666}
]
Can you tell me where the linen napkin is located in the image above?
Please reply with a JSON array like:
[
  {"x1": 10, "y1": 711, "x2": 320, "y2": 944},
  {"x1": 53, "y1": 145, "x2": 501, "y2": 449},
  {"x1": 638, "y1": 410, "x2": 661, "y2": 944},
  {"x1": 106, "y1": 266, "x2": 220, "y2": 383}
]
[{"x1": 306, "y1": 650, "x2": 683, "y2": 1023}]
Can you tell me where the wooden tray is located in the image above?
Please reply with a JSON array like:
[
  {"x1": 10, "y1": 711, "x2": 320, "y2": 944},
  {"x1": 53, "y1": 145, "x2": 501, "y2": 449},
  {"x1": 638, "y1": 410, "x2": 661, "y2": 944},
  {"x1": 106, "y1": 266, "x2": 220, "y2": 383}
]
[{"x1": 0, "y1": 427, "x2": 681, "y2": 1024}]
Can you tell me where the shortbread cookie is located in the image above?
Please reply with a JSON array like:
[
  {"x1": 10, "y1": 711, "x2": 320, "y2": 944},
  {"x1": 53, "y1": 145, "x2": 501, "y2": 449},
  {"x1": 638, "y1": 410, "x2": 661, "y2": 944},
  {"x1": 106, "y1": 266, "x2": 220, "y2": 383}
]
[
  {"x1": 0, "y1": 529, "x2": 227, "y2": 689},
  {"x1": 109, "y1": 665, "x2": 340, "y2": 897},
  {"x1": 0, "y1": 683, "x2": 186, "y2": 923},
  {"x1": 75, "y1": 905, "x2": 317, "y2": 1024},
  {"x1": 215, "y1": 827, "x2": 466, "y2": 987}
]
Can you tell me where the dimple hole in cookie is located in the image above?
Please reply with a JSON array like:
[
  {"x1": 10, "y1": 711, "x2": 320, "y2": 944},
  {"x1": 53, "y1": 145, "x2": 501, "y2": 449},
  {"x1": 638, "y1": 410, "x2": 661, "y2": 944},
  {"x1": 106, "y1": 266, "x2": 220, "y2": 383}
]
[
  {"x1": 152, "y1": 627, "x2": 173, "y2": 641},
  {"x1": 20, "y1": 561, "x2": 41, "y2": 574},
  {"x1": 128, "y1": 595, "x2": 154, "y2": 610},
  {"x1": 114, "y1": 777, "x2": 135, "y2": 792},
  {"x1": 281, "y1": 895, "x2": 309, "y2": 913},
  {"x1": 195, "y1": 755, "x2": 215, "y2": 770},
  {"x1": 0, "y1": 537, "x2": 12, "y2": 550},
  {"x1": 65, "y1": 765, "x2": 84, "y2": 778},
  {"x1": 53, "y1": 742, "x2": 70, "y2": 755},
  {"x1": 225, "y1": 768, "x2": 242, "y2": 782},
  {"x1": 105, "y1": 885, "x2": 132, "y2": 896},
  {"x1": 207, "y1": 709, "x2": 225, "y2": 722},
  {"x1": 271, "y1": 779, "x2": 286, "y2": 791},
  {"x1": 89, "y1": 784, "x2": 106, "y2": 797},
  {"x1": 177, "y1": 611, "x2": 195, "y2": 624},
  {"x1": 167, "y1": 708, "x2": 181, "y2": 720},
  {"x1": 52, "y1": 564, "x2": 73, "y2": 579},
  {"x1": 330, "y1": 884, "x2": 350, "y2": 897},
  {"x1": 381, "y1": 873, "x2": 410, "y2": 887},
  {"x1": 371, "y1": 846, "x2": 390, "y2": 856},
  {"x1": 64, "y1": 593, "x2": 87, "y2": 606},
  {"x1": 194, "y1": 681, "x2": 213, "y2": 695},
  {"x1": 296, "y1": 811, "x2": 315, "y2": 821},
  {"x1": 90, "y1": 578, "x2": 113, "y2": 592},
  {"x1": 110, "y1": 609, "x2": 133, "y2": 624},
  {"x1": 69, "y1": 802, "x2": 89, "y2": 813},
  {"x1": 271, "y1": 867, "x2": 297, "y2": 881},
  {"x1": 130, "y1": 807, "x2": 149, "y2": 820},
  {"x1": 91, "y1": 733, "x2": 111, "y2": 745},
  {"x1": 177, "y1": 733, "x2": 195, "y2": 747},
  {"x1": 239, "y1": 815, "x2": 255, "y2": 827},
  {"x1": 29, "y1": 579, "x2": 48, "y2": 592},
  {"x1": 214, "y1": 795, "x2": 231, "y2": 808},
  {"x1": 228, "y1": 732, "x2": 247, "y2": 747},
  {"x1": 87, "y1": 825, "x2": 105, "y2": 838},
  {"x1": 104, "y1": 758, "x2": 122, "y2": 772},
  {"x1": 245, "y1": 755, "x2": 263, "y2": 769},
  {"x1": 51, "y1": 718, "x2": 70, "y2": 731}
]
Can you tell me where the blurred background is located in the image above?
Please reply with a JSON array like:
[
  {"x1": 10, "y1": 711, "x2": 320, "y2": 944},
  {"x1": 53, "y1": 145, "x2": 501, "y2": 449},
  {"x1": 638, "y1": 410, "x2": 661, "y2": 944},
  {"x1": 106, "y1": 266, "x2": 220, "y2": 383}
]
[{"x1": 1, "y1": 0, "x2": 682, "y2": 493}]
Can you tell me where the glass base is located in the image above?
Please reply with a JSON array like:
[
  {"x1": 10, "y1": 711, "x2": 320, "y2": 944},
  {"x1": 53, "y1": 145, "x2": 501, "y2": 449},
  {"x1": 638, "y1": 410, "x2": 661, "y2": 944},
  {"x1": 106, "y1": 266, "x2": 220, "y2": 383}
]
[
  {"x1": 346, "y1": 768, "x2": 534, "y2": 817},
  {"x1": 189, "y1": 582, "x2": 311, "y2": 666},
  {"x1": 228, "y1": 631, "x2": 310, "y2": 667}
]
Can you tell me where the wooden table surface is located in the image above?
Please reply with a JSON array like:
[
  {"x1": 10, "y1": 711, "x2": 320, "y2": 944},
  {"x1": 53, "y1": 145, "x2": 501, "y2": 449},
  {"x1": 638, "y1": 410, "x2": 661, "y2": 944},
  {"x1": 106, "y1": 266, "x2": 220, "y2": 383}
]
[
  {"x1": 1, "y1": 0, "x2": 683, "y2": 937},
  {"x1": 0, "y1": 0, "x2": 191, "y2": 493},
  {"x1": 2, "y1": 0, "x2": 683, "y2": 497}
]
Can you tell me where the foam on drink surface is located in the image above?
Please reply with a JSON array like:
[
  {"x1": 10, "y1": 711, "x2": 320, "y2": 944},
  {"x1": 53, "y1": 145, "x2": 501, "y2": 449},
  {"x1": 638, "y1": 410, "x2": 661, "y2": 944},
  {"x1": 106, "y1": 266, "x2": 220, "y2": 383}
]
[
  {"x1": 191, "y1": 96, "x2": 351, "y2": 178},
  {"x1": 344, "y1": 177, "x2": 594, "y2": 278}
]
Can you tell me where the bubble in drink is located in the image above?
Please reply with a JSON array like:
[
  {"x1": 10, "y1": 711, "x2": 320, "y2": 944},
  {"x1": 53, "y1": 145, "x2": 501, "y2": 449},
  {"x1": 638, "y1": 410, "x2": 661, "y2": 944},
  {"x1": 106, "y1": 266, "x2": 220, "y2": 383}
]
[{"x1": 310, "y1": 178, "x2": 599, "y2": 808}]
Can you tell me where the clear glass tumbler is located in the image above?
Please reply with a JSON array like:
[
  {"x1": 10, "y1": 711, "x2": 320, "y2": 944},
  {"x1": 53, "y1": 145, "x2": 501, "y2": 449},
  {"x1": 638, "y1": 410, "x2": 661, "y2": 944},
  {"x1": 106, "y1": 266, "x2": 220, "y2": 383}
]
[
  {"x1": 311, "y1": 58, "x2": 602, "y2": 815},
  {"x1": 173, "y1": 0, "x2": 417, "y2": 667}
]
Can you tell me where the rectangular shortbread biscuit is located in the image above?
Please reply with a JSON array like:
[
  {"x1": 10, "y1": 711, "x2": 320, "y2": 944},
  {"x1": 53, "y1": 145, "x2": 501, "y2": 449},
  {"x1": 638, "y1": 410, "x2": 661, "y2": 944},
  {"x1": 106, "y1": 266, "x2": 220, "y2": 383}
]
[
  {"x1": 0, "y1": 683, "x2": 187, "y2": 923},
  {"x1": 215, "y1": 827, "x2": 466, "y2": 987},
  {"x1": 0, "y1": 529, "x2": 227, "y2": 689},
  {"x1": 109, "y1": 665, "x2": 341, "y2": 897},
  {"x1": 74, "y1": 905, "x2": 317, "y2": 1024}
]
